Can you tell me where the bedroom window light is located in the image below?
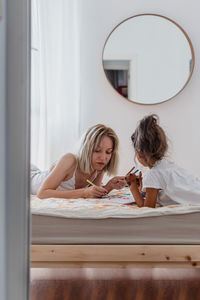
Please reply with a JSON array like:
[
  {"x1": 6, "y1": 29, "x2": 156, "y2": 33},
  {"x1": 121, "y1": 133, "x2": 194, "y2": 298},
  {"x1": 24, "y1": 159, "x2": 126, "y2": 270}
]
[{"x1": 31, "y1": 0, "x2": 80, "y2": 170}]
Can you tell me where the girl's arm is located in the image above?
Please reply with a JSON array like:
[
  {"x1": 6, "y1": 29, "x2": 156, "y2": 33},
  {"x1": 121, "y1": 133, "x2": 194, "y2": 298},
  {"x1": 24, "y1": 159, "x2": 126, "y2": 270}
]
[
  {"x1": 37, "y1": 154, "x2": 107, "y2": 199},
  {"x1": 129, "y1": 186, "x2": 158, "y2": 208},
  {"x1": 126, "y1": 172, "x2": 158, "y2": 207},
  {"x1": 129, "y1": 182, "x2": 144, "y2": 207},
  {"x1": 143, "y1": 188, "x2": 158, "y2": 208}
]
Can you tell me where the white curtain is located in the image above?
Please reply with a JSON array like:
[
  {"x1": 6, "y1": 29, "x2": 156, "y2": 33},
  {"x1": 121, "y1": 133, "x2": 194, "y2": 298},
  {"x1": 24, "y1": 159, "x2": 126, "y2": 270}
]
[{"x1": 31, "y1": 0, "x2": 80, "y2": 170}]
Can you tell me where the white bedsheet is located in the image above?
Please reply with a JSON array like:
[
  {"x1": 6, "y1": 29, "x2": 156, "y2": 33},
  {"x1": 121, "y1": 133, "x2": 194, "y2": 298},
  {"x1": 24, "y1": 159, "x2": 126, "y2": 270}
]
[{"x1": 31, "y1": 187, "x2": 200, "y2": 219}]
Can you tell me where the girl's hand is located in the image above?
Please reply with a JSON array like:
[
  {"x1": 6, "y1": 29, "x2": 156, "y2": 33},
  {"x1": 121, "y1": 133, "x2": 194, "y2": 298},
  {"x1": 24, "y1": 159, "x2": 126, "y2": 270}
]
[
  {"x1": 84, "y1": 185, "x2": 108, "y2": 198},
  {"x1": 137, "y1": 171, "x2": 143, "y2": 192},
  {"x1": 125, "y1": 172, "x2": 137, "y2": 187},
  {"x1": 105, "y1": 176, "x2": 126, "y2": 192},
  {"x1": 125, "y1": 171, "x2": 143, "y2": 190},
  {"x1": 125, "y1": 172, "x2": 144, "y2": 207}
]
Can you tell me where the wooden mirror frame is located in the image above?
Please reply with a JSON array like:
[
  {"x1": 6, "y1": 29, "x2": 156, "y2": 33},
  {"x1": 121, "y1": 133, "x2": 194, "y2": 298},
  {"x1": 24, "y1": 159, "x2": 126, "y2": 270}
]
[{"x1": 102, "y1": 14, "x2": 195, "y2": 105}]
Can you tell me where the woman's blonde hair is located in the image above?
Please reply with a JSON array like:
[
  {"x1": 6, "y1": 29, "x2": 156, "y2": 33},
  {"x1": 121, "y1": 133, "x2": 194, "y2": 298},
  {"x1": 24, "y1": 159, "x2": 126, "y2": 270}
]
[{"x1": 78, "y1": 124, "x2": 119, "y2": 175}]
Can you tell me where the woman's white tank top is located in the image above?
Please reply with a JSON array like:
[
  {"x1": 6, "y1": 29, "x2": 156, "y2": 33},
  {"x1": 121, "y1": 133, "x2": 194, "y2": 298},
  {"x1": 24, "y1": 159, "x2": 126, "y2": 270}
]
[{"x1": 30, "y1": 164, "x2": 97, "y2": 195}]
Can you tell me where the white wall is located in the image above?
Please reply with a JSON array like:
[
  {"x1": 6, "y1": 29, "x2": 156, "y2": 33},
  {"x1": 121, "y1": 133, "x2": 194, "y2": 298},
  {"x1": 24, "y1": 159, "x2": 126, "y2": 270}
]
[{"x1": 79, "y1": 0, "x2": 200, "y2": 179}]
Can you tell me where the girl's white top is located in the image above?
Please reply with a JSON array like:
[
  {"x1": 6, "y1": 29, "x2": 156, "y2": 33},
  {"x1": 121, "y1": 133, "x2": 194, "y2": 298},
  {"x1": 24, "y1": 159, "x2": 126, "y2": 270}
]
[{"x1": 142, "y1": 158, "x2": 200, "y2": 206}]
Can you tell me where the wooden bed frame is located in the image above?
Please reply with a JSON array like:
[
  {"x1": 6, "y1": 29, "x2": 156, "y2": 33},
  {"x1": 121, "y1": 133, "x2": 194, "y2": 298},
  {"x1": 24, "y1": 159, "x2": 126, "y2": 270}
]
[{"x1": 31, "y1": 245, "x2": 200, "y2": 268}]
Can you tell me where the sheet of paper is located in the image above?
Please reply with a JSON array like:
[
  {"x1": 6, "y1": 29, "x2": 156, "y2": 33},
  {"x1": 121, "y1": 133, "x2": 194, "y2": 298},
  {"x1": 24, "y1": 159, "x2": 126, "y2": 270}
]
[{"x1": 101, "y1": 188, "x2": 135, "y2": 205}]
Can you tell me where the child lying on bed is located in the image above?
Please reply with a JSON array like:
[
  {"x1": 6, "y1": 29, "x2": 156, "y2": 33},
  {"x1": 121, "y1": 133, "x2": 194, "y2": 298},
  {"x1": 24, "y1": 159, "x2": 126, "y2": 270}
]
[
  {"x1": 126, "y1": 114, "x2": 200, "y2": 208},
  {"x1": 31, "y1": 124, "x2": 126, "y2": 199}
]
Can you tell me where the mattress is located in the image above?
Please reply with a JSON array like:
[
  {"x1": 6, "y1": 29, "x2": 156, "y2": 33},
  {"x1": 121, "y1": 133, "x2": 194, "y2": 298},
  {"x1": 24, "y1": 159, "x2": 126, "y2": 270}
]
[{"x1": 31, "y1": 188, "x2": 200, "y2": 245}]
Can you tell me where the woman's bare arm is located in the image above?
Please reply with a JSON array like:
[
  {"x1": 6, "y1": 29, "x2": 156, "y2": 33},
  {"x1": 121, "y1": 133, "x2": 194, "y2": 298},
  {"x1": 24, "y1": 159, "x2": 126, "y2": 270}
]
[
  {"x1": 37, "y1": 153, "x2": 107, "y2": 199},
  {"x1": 104, "y1": 176, "x2": 126, "y2": 193},
  {"x1": 37, "y1": 153, "x2": 78, "y2": 199},
  {"x1": 93, "y1": 172, "x2": 126, "y2": 193}
]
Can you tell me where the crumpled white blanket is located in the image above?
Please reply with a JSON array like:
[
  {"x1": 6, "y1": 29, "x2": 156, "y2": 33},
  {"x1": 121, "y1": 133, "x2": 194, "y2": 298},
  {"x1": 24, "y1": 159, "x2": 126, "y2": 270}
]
[{"x1": 31, "y1": 187, "x2": 200, "y2": 219}]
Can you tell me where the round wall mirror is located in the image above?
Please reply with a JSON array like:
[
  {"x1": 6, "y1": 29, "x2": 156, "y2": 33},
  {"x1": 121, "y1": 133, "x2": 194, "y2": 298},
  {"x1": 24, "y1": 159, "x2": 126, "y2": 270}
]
[{"x1": 102, "y1": 14, "x2": 194, "y2": 104}]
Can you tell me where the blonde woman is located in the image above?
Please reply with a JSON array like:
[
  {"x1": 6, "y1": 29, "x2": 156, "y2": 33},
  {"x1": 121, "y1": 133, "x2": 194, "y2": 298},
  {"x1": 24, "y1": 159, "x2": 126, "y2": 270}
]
[{"x1": 31, "y1": 124, "x2": 126, "y2": 199}]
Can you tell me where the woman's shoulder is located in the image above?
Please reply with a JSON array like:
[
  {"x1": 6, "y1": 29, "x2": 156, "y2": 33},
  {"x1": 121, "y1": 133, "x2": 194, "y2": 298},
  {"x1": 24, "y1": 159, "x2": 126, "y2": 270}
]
[
  {"x1": 59, "y1": 153, "x2": 77, "y2": 169},
  {"x1": 62, "y1": 152, "x2": 77, "y2": 161}
]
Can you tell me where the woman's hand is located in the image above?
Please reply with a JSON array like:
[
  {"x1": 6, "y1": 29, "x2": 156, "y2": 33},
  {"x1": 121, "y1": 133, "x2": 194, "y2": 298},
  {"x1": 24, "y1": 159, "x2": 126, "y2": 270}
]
[
  {"x1": 84, "y1": 185, "x2": 108, "y2": 198},
  {"x1": 104, "y1": 176, "x2": 126, "y2": 193}
]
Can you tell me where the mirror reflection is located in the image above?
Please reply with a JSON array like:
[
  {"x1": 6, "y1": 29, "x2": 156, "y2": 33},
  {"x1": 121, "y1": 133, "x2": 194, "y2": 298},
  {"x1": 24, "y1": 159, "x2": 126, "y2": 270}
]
[{"x1": 103, "y1": 14, "x2": 194, "y2": 104}]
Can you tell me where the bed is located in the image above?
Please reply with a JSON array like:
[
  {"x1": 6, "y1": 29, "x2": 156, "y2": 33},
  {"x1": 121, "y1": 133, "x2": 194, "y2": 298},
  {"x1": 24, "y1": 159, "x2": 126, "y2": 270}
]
[{"x1": 31, "y1": 188, "x2": 200, "y2": 268}]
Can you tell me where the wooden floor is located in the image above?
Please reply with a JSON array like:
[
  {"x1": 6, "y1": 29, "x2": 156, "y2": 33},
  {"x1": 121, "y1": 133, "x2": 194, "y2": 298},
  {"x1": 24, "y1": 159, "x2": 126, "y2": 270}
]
[{"x1": 31, "y1": 268, "x2": 200, "y2": 300}]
